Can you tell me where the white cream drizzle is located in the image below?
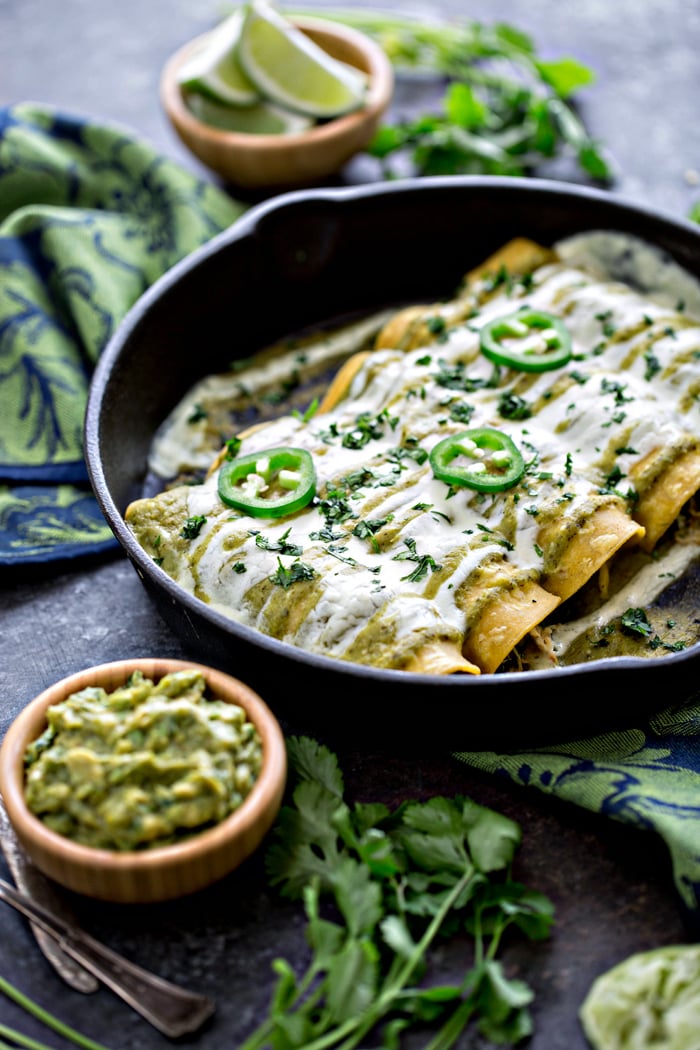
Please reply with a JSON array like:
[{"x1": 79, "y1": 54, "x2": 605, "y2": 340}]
[{"x1": 132, "y1": 230, "x2": 700, "y2": 671}]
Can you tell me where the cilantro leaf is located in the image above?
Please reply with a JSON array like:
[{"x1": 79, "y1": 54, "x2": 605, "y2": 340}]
[
  {"x1": 326, "y1": 938, "x2": 380, "y2": 1024},
  {"x1": 342, "y1": 12, "x2": 611, "y2": 182},
  {"x1": 265, "y1": 780, "x2": 345, "y2": 896},
  {"x1": 248, "y1": 737, "x2": 555, "y2": 1050},
  {"x1": 288, "y1": 736, "x2": 344, "y2": 798},
  {"x1": 535, "y1": 56, "x2": 595, "y2": 97}
]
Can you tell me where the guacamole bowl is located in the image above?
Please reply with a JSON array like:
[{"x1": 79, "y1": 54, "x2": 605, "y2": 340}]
[{"x1": 0, "y1": 658, "x2": 287, "y2": 903}]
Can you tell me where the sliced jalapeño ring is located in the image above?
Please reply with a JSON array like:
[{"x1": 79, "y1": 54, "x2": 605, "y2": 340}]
[
  {"x1": 479, "y1": 308, "x2": 572, "y2": 372},
  {"x1": 218, "y1": 446, "x2": 316, "y2": 518},
  {"x1": 429, "y1": 427, "x2": 525, "y2": 493}
]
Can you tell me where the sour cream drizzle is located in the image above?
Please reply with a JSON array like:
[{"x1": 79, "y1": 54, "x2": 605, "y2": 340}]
[{"x1": 134, "y1": 231, "x2": 700, "y2": 671}]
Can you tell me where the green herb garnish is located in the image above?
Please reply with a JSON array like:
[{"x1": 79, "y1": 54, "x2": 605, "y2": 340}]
[
  {"x1": 319, "y1": 12, "x2": 611, "y2": 181},
  {"x1": 391, "y1": 536, "x2": 443, "y2": 581},
  {"x1": 255, "y1": 527, "x2": 303, "y2": 556},
  {"x1": 269, "y1": 558, "x2": 318, "y2": 589},
  {"x1": 240, "y1": 737, "x2": 554, "y2": 1050},
  {"x1": 180, "y1": 515, "x2": 206, "y2": 539}
]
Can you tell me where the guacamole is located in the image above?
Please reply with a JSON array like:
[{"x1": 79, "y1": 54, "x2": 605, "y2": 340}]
[{"x1": 24, "y1": 669, "x2": 263, "y2": 851}]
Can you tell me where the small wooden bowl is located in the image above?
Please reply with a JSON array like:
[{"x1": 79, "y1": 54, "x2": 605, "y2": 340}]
[
  {"x1": 0, "y1": 659, "x2": 287, "y2": 903},
  {"x1": 160, "y1": 15, "x2": 394, "y2": 188}
]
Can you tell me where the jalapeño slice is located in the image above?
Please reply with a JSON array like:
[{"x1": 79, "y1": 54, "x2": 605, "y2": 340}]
[
  {"x1": 480, "y1": 308, "x2": 572, "y2": 372},
  {"x1": 429, "y1": 427, "x2": 525, "y2": 493},
  {"x1": 218, "y1": 446, "x2": 316, "y2": 518}
]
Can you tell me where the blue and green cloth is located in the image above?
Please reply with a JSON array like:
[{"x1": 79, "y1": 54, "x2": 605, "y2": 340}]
[
  {"x1": 456, "y1": 699, "x2": 700, "y2": 916},
  {"x1": 0, "y1": 101, "x2": 243, "y2": 563},
  {"x1": 2, "y1": 100, "x2": 699, "y2": 920}
]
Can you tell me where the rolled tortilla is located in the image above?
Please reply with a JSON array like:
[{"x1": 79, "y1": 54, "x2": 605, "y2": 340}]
[
  {"x1": 402, "y1": 640, "x2": 481, "y2": 676},
  {"x1": 127, "y1": 232, "x2": 700, "y2": 680},
  {"x1": 375, "y1": 238, "x2": 556, "y2": 351},
  {"x1": 538, "y1": 502, "x2": 645, "y2": 601},
  {"x1": 461, "y1": 237, "x2": 556, "y2": 288},
  {"x1": 461, "y1": 576, "x2": 561, "y2": 675},
  {"x1": 317, "y1": 351, "x2": 372, "y2": 413},
  {"x1": 631, "y1": 440, "x2": 700, "y2": 550}
]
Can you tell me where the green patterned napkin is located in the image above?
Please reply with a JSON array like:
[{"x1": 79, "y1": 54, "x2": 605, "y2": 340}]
[
  {"x1": 456, "y1": 696, "x2": 700, "y2": 913},
  {"x1": 0, "y1": 102, "x2": 244, "y2": 563}
]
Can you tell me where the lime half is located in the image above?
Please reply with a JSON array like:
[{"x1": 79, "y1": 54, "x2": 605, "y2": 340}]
[
  {"x1": 184, "y1": 92, "x2": 312, "y2": 135},
  {"x1": 580, "y1": 945, "x2": 700, "y2": 1050},
  {"x1": 178, "y1": 10, "x2": 260, "y2": 107},
  {"x1": 237, "y1": 0, "x2": 367, "y2": 119}
]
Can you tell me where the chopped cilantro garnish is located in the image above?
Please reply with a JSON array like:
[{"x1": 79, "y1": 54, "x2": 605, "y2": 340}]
[
  {"x1": 601, "y1": 378, "x2": 634, "y2": 405},
  {"x1": 353, "y1": 517, "x2": 390, "y2": 541},
  {"x1": 225, "y1": 436, "x2": 242, "y2": 459},
  {"x1": 187, "y1": 402, "x2": 207, "y2": 424},
  {"x1": 269, "y1": 558, "x2": 317, "y2": 589},
  {"x1": 391, "y1": 537, "x2": 443, "y2": 581},
  {"x1": 434, "y1": 359, "x2": 493, "y2": 393},
  {"x1": 449, "y1": 401, "x2": 476, "y2": 423},
  {"x1": 309, "y1": 524, "x2": 343, "y2": 543},
  {"x1": 293, "y1": 397, "x2": 319, "y2": 422},
  {"x1": 620, "y1": 607, "x2": 653, "y2": 637},
  {"x1": 387, "y1": 444, "x2": 429, "y2": 467},
  {"x1": 426, "y1": 315, "x2": 448, "y2": 341},
  {"x1": 476, "y1": 523, "x2": 515, "y2": 550},
  {"x1": 180, "y1": 515, "x2": 206, "y2": 540},
  {"x1": 254, "y1": 528, "x2": 303, "y2": 556},
  {"x1": 644, "y1": 350, "x2": 662, "y2": 381},
  {"x1": 318, "y1": 492, "x2": 358, "y2": 524},
  {"x1": 498, "y1": 390, "x2": 531, "y2": 420}
]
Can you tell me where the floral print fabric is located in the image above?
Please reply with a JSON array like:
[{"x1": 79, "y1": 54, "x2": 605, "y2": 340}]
[
  {"x1": 457, "y1": 698, "x2": 700, "y2": 912},
  {"x1": 0, "y1": 103, "x2": 243, "y2": 562}
]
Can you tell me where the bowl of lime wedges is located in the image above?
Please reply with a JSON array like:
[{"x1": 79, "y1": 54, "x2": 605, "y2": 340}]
[{"x1": 160, "y1": 1, "x2": 394, "y2": 189}]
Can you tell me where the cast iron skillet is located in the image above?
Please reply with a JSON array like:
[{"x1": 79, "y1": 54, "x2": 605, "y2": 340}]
[{"x1": 85, "y1": 176, "x2": 700, "y2": 749}]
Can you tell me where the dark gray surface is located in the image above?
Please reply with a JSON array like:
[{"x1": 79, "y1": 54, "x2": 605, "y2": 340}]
[{"x1": 1, "y1": 1, "x2": 699, "y2": 1047}]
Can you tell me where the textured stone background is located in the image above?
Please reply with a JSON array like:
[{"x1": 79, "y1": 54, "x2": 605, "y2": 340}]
[
  {"x1": 3, "y1": 0, "x2": 699, "y2": 214},
  {"x1": 1, "y1": 2, "x2": 699, "y2": 1048}
]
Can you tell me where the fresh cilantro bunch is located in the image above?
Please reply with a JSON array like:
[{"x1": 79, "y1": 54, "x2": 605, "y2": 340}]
[
  {"x1": 240, "y1": 737, "x2": 554, "y2": 1049},
  {"x1": 310, "y1": 10, "x2": 611, "y2": 181}
]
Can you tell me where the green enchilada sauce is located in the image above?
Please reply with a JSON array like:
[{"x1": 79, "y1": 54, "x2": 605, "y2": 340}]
[{"x1": 24, "y1": 669, "x2": 263, "y2": 851}]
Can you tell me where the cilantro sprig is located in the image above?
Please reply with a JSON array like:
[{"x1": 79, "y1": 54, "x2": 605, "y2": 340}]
[
  {"x1": 241, "y1": 737, "x2": 554, "y2": 1050},
  {"x1": 308, "y1": 10, "x2": 611, "y2": 180}
]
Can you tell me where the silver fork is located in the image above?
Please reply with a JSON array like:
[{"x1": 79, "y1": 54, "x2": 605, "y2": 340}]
[
  {"x1": 0, "y1": 795, "x2": 98, "y2": 993},
  {"x1": 0, "y1": 877, "x2": 216, "y2": 1038}
]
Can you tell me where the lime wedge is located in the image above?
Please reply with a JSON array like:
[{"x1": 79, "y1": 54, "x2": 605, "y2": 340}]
[
  {"x1": 580, "y1": 945, "x2": 700, "y2": 1050},
  {"x1": 237, "y1": 0, "x2": 367, "y2": 119},
  {"x1": 184, "y1": 91, "x2": 312, "y2": 135},
  {"x1": 177, "y1": 9, "x2": 260, "y2": 107}
]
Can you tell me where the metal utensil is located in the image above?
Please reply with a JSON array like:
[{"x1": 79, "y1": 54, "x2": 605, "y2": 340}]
[
  {"x1": 0, "y1": 796, "x2": 98, "y2": 993},
  {"x1": 0, "y1": 878, "x2": 216, "y2": 1038}
]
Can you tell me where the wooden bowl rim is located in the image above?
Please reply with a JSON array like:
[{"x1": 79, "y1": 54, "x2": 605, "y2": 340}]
[
  {"x1": 160, "y1": 15, "x2": 394, "y2": 152},
  {"x1": 0, "y1": 658, "x2": 287, "y2": 874}
]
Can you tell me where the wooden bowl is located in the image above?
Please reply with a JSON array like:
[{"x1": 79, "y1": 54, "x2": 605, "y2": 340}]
[
  {"x1": 160, "y1": 15, "x2": 394, "y2": 188},
  {"x1": 0, "y1": 658, "x2": 287, "y2": 903}
]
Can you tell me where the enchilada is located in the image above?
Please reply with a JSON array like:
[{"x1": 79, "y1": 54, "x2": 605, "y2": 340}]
[{"x1": 126, "y1": 233, "x2": 700, "y2": 675}]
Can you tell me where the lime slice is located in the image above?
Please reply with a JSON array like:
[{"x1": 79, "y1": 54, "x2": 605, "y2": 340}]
[
  {"x1": 580, "y1": 945, "x2": 700, "y2": 1050},
  {"x1": 184, "y1": 91, "x2": 312, "y2": 135},
  {"x1": 177, "y1": 10, "x2": 260, "y2": 107},
  {"x1": 237, "y1": 0, "x2": 367, "y2": 119}
]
